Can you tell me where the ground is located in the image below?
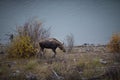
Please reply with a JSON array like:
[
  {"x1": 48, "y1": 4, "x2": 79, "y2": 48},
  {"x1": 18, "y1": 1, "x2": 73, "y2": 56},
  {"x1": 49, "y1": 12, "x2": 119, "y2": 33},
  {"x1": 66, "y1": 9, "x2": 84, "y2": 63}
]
[{"x1": 0, "y1": 45, "x2": 120, "y2": 80}]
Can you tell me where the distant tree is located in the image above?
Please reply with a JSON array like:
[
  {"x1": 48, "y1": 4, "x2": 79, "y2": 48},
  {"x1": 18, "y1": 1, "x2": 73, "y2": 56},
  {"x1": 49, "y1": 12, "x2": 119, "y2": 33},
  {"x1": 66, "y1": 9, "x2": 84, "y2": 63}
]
[{"x1": 65, "y1": 33, "x2": 74, "y2": 53}]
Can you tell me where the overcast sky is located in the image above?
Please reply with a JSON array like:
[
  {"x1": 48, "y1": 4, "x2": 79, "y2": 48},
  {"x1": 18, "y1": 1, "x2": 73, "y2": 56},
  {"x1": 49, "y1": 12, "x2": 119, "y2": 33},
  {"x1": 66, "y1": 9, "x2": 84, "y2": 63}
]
[{"x1": 0, "y1": 0, "x2": 120, "y2": 45}]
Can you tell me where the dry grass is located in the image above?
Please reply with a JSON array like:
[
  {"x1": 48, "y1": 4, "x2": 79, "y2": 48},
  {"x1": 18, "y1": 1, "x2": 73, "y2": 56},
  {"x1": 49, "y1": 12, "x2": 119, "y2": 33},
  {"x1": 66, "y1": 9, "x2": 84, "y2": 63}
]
[{"x1": 0, "y1": 45, "x2": 118, "y2": 80}]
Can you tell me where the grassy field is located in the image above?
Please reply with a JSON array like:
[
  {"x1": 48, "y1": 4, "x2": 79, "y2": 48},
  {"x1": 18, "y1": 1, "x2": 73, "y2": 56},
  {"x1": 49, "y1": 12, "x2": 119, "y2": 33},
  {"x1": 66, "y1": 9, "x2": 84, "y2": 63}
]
[{"x1": 0, "y1": 45, "x2": 120, "y2": 80}]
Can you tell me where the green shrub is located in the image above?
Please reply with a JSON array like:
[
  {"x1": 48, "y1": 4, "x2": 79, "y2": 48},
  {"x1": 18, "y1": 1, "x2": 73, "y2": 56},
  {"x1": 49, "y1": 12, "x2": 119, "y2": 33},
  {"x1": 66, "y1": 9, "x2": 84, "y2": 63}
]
[{"x1": 7, "y1": 35, "x2": 36, "y2": 58}]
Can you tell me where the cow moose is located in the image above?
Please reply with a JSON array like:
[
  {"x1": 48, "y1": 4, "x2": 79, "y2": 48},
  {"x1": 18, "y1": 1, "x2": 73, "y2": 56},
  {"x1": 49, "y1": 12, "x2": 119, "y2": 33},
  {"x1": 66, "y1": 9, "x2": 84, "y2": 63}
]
[{"x1": 39, "y1": 38, "x2": 66, "y2": 58}]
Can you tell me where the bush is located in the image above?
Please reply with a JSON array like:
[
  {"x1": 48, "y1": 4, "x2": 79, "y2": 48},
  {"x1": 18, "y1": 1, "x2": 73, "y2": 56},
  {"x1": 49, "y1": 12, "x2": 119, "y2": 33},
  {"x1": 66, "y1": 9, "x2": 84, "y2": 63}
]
[
  {"x1": 7, "y1": 35, "x2": 36, "y2": 58},
  {"x1": 6, "y1": 19, "x2": 51, "y2": 58},
  {"x1": 108, "y1": 33, "x2": 120, "y2": 53},
  {"x1": 65, "y1": 33, "x2": 74, "y2": 53},
  {"x1": 107, "y1": 33, "x2": 120, "y2": 62},
  {"x1": 16, "y1": 19, "x2": 51, "y2": 47}
]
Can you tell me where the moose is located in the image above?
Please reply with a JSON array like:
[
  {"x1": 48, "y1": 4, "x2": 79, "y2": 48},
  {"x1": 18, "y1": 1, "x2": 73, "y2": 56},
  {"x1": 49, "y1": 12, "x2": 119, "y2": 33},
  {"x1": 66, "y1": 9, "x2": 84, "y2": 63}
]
[{"x1": 39, "y1": 38, "x2": 66, "y2": 58}]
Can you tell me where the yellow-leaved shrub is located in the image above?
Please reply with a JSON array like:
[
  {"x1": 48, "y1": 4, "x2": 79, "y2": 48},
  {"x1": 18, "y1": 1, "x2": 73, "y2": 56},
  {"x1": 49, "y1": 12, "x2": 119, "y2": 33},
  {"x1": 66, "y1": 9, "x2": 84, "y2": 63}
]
[
  {"x1": 107, "y1": 33, "x2": 120, "y2": 53},
  {"x1": 107, "y1": 33, "x2": 120, "y2": 62},
  {"x1": 7, "y1": 35, "x2": 36, "y2": 58}
]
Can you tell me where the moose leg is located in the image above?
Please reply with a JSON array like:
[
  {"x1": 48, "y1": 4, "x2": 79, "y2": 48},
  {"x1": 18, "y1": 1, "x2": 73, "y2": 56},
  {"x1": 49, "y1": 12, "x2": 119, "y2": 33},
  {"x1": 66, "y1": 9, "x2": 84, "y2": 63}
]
[
  {"x1": 40, "y1": 48, "x2": 44, "y2": 57},
  {"x1": 52, "y1": 49, "x2": 56, "y2": 58},
  {"x1": 41, "y1": 48, "x2": 46, "y2": 59}
]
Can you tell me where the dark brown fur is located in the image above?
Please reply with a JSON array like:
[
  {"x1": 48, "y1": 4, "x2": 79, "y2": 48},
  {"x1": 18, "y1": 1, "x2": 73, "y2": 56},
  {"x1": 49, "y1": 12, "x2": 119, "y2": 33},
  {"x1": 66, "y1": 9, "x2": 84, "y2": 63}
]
[{"x1": 39, "y1": 38, "x2": 66, "y2": 57}]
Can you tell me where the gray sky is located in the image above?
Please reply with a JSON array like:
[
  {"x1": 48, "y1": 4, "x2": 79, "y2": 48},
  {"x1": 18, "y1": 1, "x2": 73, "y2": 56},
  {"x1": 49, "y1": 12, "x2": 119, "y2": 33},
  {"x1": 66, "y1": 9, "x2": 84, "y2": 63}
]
[{"x1": 0, "y1": 0, "x2": 120, "y2": 45}]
